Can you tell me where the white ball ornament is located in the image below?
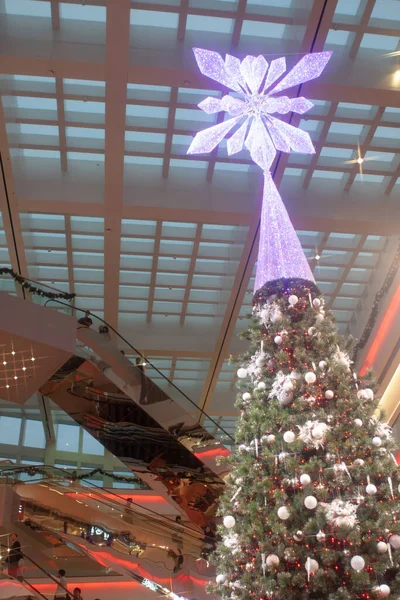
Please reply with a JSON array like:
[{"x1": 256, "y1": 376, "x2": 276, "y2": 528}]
[
  {"x1": 325, "y1": 390, "x2": 334, "y2": 399},
  {"x1": 242, "y1": 392, "x2": 251, "y2": 401},
  {"x1": 312, "y1": 298, "x2": 321, "y2": 308},
  {"x1": 266, "y1": 554, "x2": 280, "y2": 568},
  {"x1": 377, "y1": 541, "x2": 388, "y2": 554},
  {"x1": 379, "y1": 585, "x2": 390, "y2": 597},
  {"x1": 255, "y1": 357, "x2": 265, "y2": 367},
  {"x1": 354, "y1": 418, "x2": 363, "y2": 427},
  {"x1": 318, "y1": 360, "x2": 327, "y2": 370},
  {"x1": 350, "y1": 555, "x2": 365, "y2": 572},
  {"x1": 237, "y1": 367, "x2": 247, "y2": 379},
  {"x1": 223, "y1": 515, "x2": 236, "y2": 528},
  {"x1": 300, "y1": 473, "x2": 311, "y2": 486},
  {"x1": 305, "y1": 372, "x2": 316, "y2": 384},
  {"x1": 277, "y1": 506, "x2": 290, "y2": 520},
  {"x1": 278, "y1": 391, "x2": 293, "y2": 406},
  {"x1": 274, "y1": 335, "x2": 282, "y2": 345},
  {"x1": 366, "y1": 484, "x2": 377, "y2": 495},
  {"x1": 290, "y1": 371, "x2": 301, "y2": 380},
  {"x1": 372, "y1": 436, "x2": 382, "y2": 447},
  {"x1": 283, "y1": 431, "x2": 295, "y2": 444},
  {"x1": 288, "y1": 295, "x2": 299, "y2": 306},
  {"x1": 364, "y1": 388, "x2": 374, "y2": 400},
  {"x1": 304, "y1": 496, "x2": 318, "y2": 510},
  {"x1": 267, "y1": 434, "x2": 276, "y2": 443},
  {"x1": 305, "y1": 558, "x2": 319, "y2": 574},
  {"x1": 389, "y1": 534, "x2": 400, "y2": 549},
  {"x1": 315, "y1": 313, "x2": 324, "y2": 323},
  {"x1": 216, "y1": 574, "x2": 226, "y2": 584},
  {"x1": 308, "y1": 326, "x2": 316, "y2": 336},
  {"x1": 257, "y1": 381, "x2": 266, "y2": 391},
  {"x1": 354, "y1": 458, "x2": 365, "y2": 466},
  {"x1": 294, "y1": 530, "x2": 304, "y2": 542}
]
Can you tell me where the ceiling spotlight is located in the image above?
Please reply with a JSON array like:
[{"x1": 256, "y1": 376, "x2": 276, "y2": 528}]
[
  {"x1": 14, "y1": 376, "x2": 18, "y2": 380},
  {"x1": 11, "y1": 351, "x2": 15, "y2": 356},
  {"x1": 356, "y1": 157, "x2": 364, "y2": 165},
  {"x1": 22, "y1": 366, "x2": 26, "y2": 371},
  {"x1": 31, "y1": 357, "x2": 35, "y2": 361},
  {"x1": 315, "y1": 254, "x2": 321, "y2": 261},
  {"x1": 6, "y1": 385, "x2": 9, "y2": 389},
  {"x1": 2, "y1": 361, "x2": 6, "y2": 366}
]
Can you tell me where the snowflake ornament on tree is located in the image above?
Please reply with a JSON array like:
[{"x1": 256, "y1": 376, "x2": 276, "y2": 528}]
[
  {"x1": 321, "y1": 498, "x2": 359, "y2": 530},
  {"x1": 297, "y1": 420, "x2": 331, "y2": 449}
]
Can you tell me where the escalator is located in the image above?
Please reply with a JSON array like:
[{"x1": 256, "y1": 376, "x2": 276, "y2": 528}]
[
  {"x1": 0, "y1": 469, "x2": 214, "y2": 599},
  {"x1": 39, "y1": 301, "x2": 233, "y2": 529}
]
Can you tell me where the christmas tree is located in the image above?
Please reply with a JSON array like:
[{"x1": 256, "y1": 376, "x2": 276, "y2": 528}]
[{"x1": 186, "y1": 49, "x2": 400, "y2": 599}]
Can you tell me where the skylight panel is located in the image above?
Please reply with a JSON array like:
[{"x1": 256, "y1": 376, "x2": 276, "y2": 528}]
[
  {"x1": 334, "y1": 0, "x2": 362, "y2": 17},
  {"x1": 4, "y1": 0, "x2": 51, "y2": 17},
  {"x1": 360, "y1": 34, "x2": 399, "y2": 51},
  {"x1": 241, "y1": 21, "x2": 285, "y2": 38},
  {"x1": 186, "y1": 14, "x2": 234, "y2": 33},
  {"x1": 60, "y1": 3, "x2": 106, "y2": 22},
  {"x1": 130, "y1": 9, "x2": 179, "y2": 28},
  {"x1": 325, "y1": 29, "x2": 351, "y2": 46}
]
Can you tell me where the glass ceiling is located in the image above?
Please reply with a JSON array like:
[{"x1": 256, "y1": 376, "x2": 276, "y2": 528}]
[{"x1": 0, "y1": 0, "x2": 399, "y2": 418}]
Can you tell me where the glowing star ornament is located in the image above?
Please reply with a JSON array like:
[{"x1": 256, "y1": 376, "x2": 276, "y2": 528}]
[{"x1": 187, "y1": 48, "x2": 332, "y2": 291}]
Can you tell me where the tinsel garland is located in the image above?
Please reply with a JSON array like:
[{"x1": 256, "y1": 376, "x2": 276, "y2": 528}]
[
  {"x1": 253, "y1": 277, "x2": 321, "y2": 306},
  {"x1": 0, "y1": 267, "x2": 75, "y2": 300},
  {"x1": 0, "y1": 465, "x2": 146, "y2": 486},
  {"x1": 352, "y1": 239, "x2": 400, "y2": 363}
]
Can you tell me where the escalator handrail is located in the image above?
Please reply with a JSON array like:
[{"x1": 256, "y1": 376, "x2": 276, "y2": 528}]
[
  {"x1": 44, "y1": 298, "x2": 234, "y2": 442},
  {"x1": 1, "y1": 464, "x2": 209, "y2": 543},
  {"x1": 1, "y1": 543, "x2": 71, "y2": 599}
]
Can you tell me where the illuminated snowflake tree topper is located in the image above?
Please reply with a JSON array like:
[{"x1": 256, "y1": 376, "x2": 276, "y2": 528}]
[{"x1": 187, "y1": 48, "x2": 332, "y2": 292}]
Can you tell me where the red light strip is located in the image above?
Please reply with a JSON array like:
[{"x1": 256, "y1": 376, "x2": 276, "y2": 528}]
[{"x1": 360, "y1": 281, "x2": 400, "y2": 376}]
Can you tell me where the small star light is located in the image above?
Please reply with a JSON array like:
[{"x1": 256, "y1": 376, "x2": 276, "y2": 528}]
[{"x1": 187, "y1": 48, "x2": 332, "y2": 292}]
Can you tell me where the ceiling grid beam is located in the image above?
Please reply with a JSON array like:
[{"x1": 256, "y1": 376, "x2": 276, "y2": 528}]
[
  {"x1": 303, "y1": 102, "x2": 338, "y2": 189},
  {"x1": 103, "y1": 0, "x2": 131, "y2": 331},
  {"x1": 343, "y1": 106, "x2": 385, "y2": 192},
  {"x1": 325, "y1": 235, "x2": 368, "y2": 311},
  {"x1": 180, "y1": 223, "x2": 202, "y2": 325},
  {"x1": 146, "y1": 221, "x2": 162, "y2": 323},
  {"x1": 177, "y1": 0, "x2": 189, "y2": 41},
  {"x1": 231, "y1": 0, "x2": 248, "y2": 47},
  {"x1": 64, "y1": 215, "x2": 75, "y2": 297},
  {"x1": 162, "y1": 88, "x2": 178, "y2": 178},
  {"x1": 348, "y1": 0, "x2": 376, "y2": 60},
  {"x1": 55, "y1": 78, "x2": 68, "y2": 172}
]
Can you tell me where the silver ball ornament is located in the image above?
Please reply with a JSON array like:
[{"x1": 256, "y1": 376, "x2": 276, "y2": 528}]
[
  {"x1": 274, "y1": 335, "x2": 282, "y2": 345},
  {"x1": 288, "y1": 295, "x2": 299, "y2": 306},
  {"x1": 379, "y1": 585, "x2": 390, "y2": 597},
  {"x1": 312, "y1": 298, "x2": 321, "y2": 308},
  {"x1": 216, "y1": 574, "x2": 226, "y2": 584},
  {"x1": 304, "y1": 496, "x2": 318, "y2": 510},
  {"x1": 305, "y1": 558, "x2": 319, "y2": 574},
  {"x1": 325, "y1": 389, "x2": 334, "y2": 399},
  {"x1": 318, "y1": 360, "x2": 327, "y2": 370},
  {"x1": 237, "y1": 367, "x2": 247, "y2": 379},
  {"x1": 277, "y1": 506, "x2": 290, "y2": 520},
  {"x1": 308, "y1": 326, "x2": 316, "y2": 336},
  {"x1": 316, "y1": 530, "x2": 326, "y2": 542},
  {"x1": 267, "y1": 434, "x2": 276, "y2": 443},
  {"x1": 300, "y1": 473, "x2": 311, "y2": 486},
  {"x1": 354, "y1": 418, "x2": 363, "y2": 427},
  {"x1": 354, "y1": 458, "x2": 365, "y2": 466},
  {"x1": 377, "y1": 541, "x2": 388, "y2": 554},
  {"x1": 350, "y1": 555, "x2": 365, "y2": 571},
  {"x1": 223, "y1": 515, "x2": 236, "y2": 528},
  {"x1": 257, "y1": 381, "x2": 266, "y2": 391},
  {"x1": 372, "y1": 436, "x2": 382, "y2": 447},
  {"x1": 266, "y1": 554, "x2": 280, "y2": 567},
  {"x1": 293, "y1": 530, "x2": 304, "y2": 542},
  {"x1": 283, "y1": 431, "x2": 295, "y2": 443},
  {"x1": 242, "y1": 392, "x2": 251, "y2": 401},
  {"x1": 366, "y1": 484, "x2": 377, "y2": 495},
  {"x1": 305, "y1": 371, "x2": 316, "y2": 384},
  {"x1": 389, "y1": 534, "x2": 400, "y2": 549}
]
